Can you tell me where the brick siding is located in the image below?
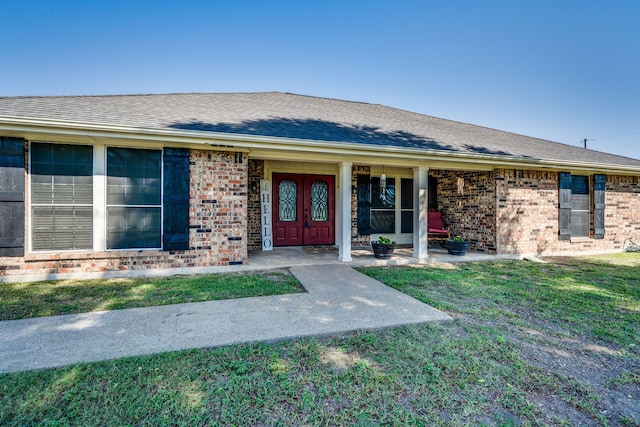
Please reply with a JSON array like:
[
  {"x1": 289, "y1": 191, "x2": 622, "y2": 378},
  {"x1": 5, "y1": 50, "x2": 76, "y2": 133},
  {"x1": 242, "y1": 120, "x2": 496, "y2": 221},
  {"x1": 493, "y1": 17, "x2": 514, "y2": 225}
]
[
  {"x1": 495, "y1": 170, "x2": 640, "y2": 255},
  {"x1": 429, "y1": 169, "x2": 640, "y2": 256},
  {"x1": 495, "y1": 169, "x2": 560, "y2": 254},
  {"x1": 247, "y1": 159, "x2": 264, "y2": 251},
  {"x1": 430, "y1": 170, "x2": 497, "y2": 253},
  {"x1": 606, "y1": 175, "x2": 640, "y2": 246}
]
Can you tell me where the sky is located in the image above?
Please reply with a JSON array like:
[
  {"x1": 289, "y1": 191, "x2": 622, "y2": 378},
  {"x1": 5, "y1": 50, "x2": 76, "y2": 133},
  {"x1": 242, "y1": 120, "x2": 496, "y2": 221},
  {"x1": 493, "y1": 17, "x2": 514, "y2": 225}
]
[{"x1": 2, "y1": 0, "x2": 639, "y2": 160}]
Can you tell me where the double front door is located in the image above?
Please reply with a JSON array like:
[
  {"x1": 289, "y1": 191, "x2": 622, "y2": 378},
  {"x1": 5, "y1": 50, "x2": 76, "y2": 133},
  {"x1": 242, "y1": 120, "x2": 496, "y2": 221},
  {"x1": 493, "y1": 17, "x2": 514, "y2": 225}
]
[{"x1": 272, "y1": 173, "x2": 335, "y2": 246}]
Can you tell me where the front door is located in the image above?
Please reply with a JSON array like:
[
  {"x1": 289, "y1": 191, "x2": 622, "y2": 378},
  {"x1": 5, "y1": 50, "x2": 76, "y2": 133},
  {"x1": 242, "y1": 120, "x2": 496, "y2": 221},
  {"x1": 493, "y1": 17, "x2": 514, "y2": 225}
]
[{"x1": 272, "y1": 173, "x2": 335, "y2": 246}]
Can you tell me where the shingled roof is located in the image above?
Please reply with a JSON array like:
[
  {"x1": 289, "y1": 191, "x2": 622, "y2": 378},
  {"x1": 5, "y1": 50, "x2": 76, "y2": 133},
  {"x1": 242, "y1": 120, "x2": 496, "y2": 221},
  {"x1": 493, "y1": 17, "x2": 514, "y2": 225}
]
[{"x1": 1, "y1": 92, "x2": 639, "y2": 168}]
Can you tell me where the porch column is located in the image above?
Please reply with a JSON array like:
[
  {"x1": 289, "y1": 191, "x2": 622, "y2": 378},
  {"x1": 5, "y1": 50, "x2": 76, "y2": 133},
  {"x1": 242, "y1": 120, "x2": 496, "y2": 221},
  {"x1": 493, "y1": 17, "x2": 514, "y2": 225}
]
[
  {"x1": 93, "y1": 144, "x2": 106, "y2": 252},
  {"x1": 338, "y1": 162, "x2": 353, "y2": 262},
  {"x1": 413, "y1": 166, "x2": 429, "y2": 259}
]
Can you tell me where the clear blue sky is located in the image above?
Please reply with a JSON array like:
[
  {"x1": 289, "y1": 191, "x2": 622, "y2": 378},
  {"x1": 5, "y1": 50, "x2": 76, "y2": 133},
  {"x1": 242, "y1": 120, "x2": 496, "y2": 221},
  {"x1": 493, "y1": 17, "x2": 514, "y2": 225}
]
[{"x1": 3, "y1": 0, "x2": 639, "y2": 160}]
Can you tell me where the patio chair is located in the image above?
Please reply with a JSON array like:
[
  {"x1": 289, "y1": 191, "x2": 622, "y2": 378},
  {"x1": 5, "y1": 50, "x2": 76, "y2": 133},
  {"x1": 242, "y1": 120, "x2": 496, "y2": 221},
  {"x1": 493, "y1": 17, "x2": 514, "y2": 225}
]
[{"x1": 427, "y1": 211, "x2": 450, "y2": 243}]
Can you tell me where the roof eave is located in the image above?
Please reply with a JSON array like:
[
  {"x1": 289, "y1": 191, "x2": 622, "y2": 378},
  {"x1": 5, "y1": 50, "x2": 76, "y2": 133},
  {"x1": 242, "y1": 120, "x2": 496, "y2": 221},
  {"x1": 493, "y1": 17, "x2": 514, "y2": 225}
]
[{"x1": 1, "y1": 115, "x2": 639, "y2": 175}]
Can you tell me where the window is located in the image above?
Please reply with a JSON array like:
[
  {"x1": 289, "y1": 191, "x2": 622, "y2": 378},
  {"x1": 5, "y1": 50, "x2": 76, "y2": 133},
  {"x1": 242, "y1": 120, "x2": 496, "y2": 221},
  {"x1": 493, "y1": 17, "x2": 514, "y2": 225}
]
[
  {"x1": 570, "y1": 175, "x2": 590, "y2": 238},
  {"x1": 30, "y1": 143, "x2": 93, "y2": 251},
  {"x1": 400, "y1": 178, "x2": 414, "y2": 233},
  {"x1": 29, "y1": 143, "x2": 188, "y2": 253},
  {"x1": 106, "y1": 147, "x2": 162, "y2": 249},
  {"x1": 370, "y1": 177, "x2": 395, "y2": 233},
  {"x1": 559, "y1": 173, "x2": 606, "y2": 240},
  {"x1": 357, "y1": 175, "x2": 414, "y2": 237}
]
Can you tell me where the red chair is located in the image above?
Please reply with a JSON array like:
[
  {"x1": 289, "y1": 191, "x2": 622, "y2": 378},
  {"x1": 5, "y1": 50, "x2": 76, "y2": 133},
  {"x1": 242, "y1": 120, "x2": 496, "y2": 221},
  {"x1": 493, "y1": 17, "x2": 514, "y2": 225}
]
[{"x1": 428, "y1": 211, "x2": 450, "y2": 243}]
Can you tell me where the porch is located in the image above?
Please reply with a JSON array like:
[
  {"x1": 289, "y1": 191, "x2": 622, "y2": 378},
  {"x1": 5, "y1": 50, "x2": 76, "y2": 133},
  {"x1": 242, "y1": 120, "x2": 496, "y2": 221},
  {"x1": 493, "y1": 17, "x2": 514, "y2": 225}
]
[{"x1": 248, "y1": 159, "x2": 500, "y2": 264}]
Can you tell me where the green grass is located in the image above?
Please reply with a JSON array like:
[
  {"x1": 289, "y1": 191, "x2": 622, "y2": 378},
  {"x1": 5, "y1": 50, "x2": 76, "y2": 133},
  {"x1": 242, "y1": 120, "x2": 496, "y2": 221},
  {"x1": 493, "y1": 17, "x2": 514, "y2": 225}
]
[
  {"x1": 1, "y1": 254, "x2": 639, "y2": 425},
  {"x1": 361, "y1": 254, "x2": 640, "y2": 353},
  {"x1": 0, "y1": 271, "x2": 304, "y2": 321}
]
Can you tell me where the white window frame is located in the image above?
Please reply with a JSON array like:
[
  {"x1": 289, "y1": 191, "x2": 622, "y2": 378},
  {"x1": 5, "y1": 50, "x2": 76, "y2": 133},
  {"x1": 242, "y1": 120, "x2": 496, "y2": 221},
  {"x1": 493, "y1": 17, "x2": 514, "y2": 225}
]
[{"x1": 370, "y1": 173, "x2": 414, "y2": 245}]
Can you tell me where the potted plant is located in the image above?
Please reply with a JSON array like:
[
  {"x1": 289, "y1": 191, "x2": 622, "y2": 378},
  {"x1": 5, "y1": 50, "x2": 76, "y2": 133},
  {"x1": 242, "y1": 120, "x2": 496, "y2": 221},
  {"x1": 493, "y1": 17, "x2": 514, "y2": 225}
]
[
  {"x1": 446, "y1": 235, "x2": 469, "y2": 256},
  {"x1": 372, "y1": 235, "x2": 396, "y2": 259}
]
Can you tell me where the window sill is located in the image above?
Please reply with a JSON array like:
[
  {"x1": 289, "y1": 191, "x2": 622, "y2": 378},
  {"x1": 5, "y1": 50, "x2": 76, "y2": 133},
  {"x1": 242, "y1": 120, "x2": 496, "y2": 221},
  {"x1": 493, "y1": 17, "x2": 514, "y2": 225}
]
[
  {"x1": 25, "y1": 249, "x2": 165, "y2": 262},
  {"x1": 569, "y1": 237, "x2": 592, "y2": 243}
]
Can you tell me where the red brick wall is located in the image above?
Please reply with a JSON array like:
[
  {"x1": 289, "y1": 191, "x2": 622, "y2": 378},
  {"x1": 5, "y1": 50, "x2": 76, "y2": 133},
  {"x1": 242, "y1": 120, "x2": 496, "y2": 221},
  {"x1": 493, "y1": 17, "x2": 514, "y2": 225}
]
[
  {"x1": 496, "y1": 170, "x2": 640, "y2": 255},
  {"x1": 606, "y1": 175, "x2": 640, "y2": 246},
  {"x1": 495, "y1": 170, "x2": 559, "y2": 254},
  {"x1": 247, "y1": 159, "x2": 264, "y2": 251},
  {"x1": 189, "y1": 150, "x2": 247, "y2": 260},
  {"x1": 426, "y1": 169, "x2": 640, "y2": 256},
  {"x1": 430, "y1": 170, "x2": 497, "y2": 253},
  {"x1": 0, "y1": 149, "x2": 249, "y2": 278}
]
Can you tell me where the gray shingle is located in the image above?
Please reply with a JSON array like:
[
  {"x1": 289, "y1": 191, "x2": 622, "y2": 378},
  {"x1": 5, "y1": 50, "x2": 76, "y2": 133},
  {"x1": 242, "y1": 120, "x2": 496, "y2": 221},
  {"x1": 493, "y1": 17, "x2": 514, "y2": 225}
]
[{"x1": 0, "y1": 92, "x2": 638, "y2": 167}]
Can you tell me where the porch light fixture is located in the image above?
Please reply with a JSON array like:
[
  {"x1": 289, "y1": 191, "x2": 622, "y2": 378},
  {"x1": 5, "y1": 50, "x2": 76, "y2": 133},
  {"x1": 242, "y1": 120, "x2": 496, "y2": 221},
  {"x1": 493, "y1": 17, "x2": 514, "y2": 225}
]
[
  {"x1": 457, "y1": 176, "x2": 464, "y2": 195},
  {"x1": 380, "y1": 167, "x2": 387, "y2": 201}
]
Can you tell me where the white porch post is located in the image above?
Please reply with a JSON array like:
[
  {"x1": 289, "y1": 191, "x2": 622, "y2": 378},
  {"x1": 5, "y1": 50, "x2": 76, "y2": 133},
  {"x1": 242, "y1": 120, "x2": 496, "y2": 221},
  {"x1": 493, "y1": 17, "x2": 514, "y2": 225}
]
[
  {"x1": 338, "y1": 162, "x2": 353, "y2": 262},
  {"x1": 413, "y1": 166, "x2": 429, "y2": 259},
  {"x1": 93, "y1": 144, "x2": 106, "y2": 252}
]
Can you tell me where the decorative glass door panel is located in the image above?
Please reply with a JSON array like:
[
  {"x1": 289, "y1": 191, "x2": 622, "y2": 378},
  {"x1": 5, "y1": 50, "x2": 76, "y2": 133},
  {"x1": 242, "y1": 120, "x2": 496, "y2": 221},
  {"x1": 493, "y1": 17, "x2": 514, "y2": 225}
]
[
  {"x1": 278, "y1": 180, "x2": 298, "y2": 222},
  {"x1": 310, "y1": 181, "x2": 328, "y2": 221},
  {"x1": 272, "y1": 174, "x2": 335, "y2": 246}
]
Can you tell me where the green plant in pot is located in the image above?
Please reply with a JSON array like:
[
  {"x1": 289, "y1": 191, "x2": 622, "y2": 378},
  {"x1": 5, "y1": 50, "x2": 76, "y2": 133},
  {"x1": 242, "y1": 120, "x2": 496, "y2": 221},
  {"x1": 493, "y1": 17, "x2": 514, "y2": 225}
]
[
  {"x1": 446, "y1": 235, "x2": 469, "y2": 256},
  {"x1": 372, "y1": 235, "x2": 396, "y2": 259}
]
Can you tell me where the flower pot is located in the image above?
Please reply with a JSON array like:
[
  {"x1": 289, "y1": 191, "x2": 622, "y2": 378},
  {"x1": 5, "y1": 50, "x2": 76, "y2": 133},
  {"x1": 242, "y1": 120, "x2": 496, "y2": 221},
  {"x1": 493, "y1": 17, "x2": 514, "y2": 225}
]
[
  {"x1": 446, "y1": 240, "x2": 469, "y2": 256},
  {"x1": 372, "y1": 242, "x2": 396, "y2": 259}
]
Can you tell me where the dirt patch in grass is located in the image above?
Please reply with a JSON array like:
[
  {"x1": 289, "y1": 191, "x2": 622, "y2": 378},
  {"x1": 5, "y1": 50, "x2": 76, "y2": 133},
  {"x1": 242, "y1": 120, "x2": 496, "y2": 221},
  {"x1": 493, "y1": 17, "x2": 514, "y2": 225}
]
[
  {"x1": 518, "y1": 334, "x2": 639, "y2": 424},
  {"x1": 504, "y1": 292, "x2": 640, "y2": 425}
]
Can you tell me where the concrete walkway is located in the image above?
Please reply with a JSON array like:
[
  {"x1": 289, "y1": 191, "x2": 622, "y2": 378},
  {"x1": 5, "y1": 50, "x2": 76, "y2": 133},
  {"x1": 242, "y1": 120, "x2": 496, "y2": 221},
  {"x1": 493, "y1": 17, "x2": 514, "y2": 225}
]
[{"x1": 0, "y1": 264, "x2": 450, "y2": 373}]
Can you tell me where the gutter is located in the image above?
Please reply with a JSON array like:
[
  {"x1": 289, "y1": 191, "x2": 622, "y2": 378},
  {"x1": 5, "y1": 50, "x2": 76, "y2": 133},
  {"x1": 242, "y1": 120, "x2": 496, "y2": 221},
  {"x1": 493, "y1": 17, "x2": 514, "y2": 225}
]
[{"x1": 1, "y1": 115, "x2": 640, "y2": 175}]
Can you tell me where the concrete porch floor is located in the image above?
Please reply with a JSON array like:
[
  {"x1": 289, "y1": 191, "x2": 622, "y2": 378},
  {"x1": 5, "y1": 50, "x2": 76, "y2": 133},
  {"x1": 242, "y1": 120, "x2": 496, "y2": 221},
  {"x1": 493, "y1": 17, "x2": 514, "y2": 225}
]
[{"x1": 248, "y1": 244, "x2": 520, "y2": 270}]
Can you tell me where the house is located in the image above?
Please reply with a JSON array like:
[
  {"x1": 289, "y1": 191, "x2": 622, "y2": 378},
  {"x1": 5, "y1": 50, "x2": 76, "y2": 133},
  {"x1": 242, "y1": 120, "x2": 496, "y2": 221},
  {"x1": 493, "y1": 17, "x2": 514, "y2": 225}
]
[{"x1": 1, "y1": 92, "x2": 639, "y2": 278}]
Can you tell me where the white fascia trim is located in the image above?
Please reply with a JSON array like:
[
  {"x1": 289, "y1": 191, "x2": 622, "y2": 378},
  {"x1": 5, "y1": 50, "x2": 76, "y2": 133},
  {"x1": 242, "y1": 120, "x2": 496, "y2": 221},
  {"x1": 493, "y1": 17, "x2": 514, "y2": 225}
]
[{"x1": 2, "y1": 115, "x2": 640, "y2": 175}]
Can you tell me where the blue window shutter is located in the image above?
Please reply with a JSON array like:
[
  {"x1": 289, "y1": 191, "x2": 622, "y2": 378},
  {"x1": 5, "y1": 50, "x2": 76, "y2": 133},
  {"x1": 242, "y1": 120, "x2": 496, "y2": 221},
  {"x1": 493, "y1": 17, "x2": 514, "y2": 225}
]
[
  {"x1": 357, "y1": 174, "x2": 371, "y2": 235},
  {"x1": 0, "y1": 138, "x2": 25, "y2": 256},
  {"x1": 558, "y1": 172, "x2": 572, "y2": 240},
  {"x1": 593, "y1": 174, "x2": 606, "y2": 239},
  {"x1": 163, "y1": 148, "x2": 190, "y2": 250},
  {"x1": 571, "y1": 175, "x2": 589, "y2": 195}
]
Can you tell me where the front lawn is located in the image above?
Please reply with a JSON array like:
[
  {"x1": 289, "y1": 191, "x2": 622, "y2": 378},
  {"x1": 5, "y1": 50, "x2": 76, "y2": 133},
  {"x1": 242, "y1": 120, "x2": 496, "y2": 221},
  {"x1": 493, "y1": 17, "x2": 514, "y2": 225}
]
[
  {"x1": 1, "y1": 254, "x2": 638, "y2": 425},
  {"x1": 0, "y1": 270, "x2": 304, "y2": 321},
  {"x1": 363, "y1": 253, "x2": 640, "y2": 351}
]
